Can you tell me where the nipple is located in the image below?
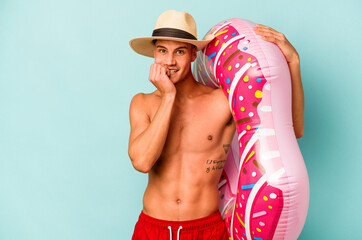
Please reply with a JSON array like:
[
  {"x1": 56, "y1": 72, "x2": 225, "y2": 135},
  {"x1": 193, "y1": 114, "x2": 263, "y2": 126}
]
[{"x1": 208, "y1": 135, "x2": 213, "y2": 140}]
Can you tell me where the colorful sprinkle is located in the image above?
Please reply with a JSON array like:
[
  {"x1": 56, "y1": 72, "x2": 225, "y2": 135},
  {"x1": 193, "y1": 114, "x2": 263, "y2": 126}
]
[
  {"x1": 256, "y1": 77, "x2": 262, "y2": 82},
  {"x1": 215, "y1": 40, "x2": 219, "y2": 46},
  {"x1": 232, "y1": 32, "x2": 237, "y2": 36},
  {"x1": 215, "y1": 30, "x2": 228, "y2": 37},
  {"x1": 208, "y1": 52, "x2": 217, "y2": 61},
  {"x1": 243, "y1": 47, "x2": 248, "y2": 50},
  {"x1": 223, "y1": 52, "x2": 226, "y2": 55},
  {"x1": 227, "y1": 88, "x2": 229, "y2": 93},
  {"x1": 240, "y1": 107, "x2": 245, "y2": 111},
  {"x1": 248, "y1": 57, "x2": 251, "y2": 61},
  {"x1": 246, "y1": 125, "x2": 251, "y2": 130},
  {"x1": 245, "y1": 150, "x2": 255, "y2": 163},
  {"x1": 236, "y1": 117, "x2": 250, "y2": 124},
  {"x1": 228, "y1": 66, "x2": 232, "y2": 71},
  {"x1": 229, "y1": 45, "x2": 233, "y2": 48},
  {"x1": 236, "y1": 212, "x2": 245, "y2": 227},
  {"x1": 241, "y1": 183, "x2": 255, "y2": 189},
  {"x1": 268, "y1": 205, "x2": 273, "y2": 209},
  {"x1": 226, "y1": 78, "x2": 230, "y2": 84},
  {"x1": 263, "y1": 196, "x2": 268, "y2": 201},
  {"x1": 255, "y1": 90, "x2": 262, "y2": 98},
  {"x1": 243, "y1": 75, "x2": 249, "y2": 82},
  {"x1": 253, "y1": 211, "x2": 267, "y2": 218},
  {"x1": 223, "y1": 50, "x2": 240, "y2": 68},
  {"x1": 256, "y1": 228, "x2": 261, "y2": 232}
]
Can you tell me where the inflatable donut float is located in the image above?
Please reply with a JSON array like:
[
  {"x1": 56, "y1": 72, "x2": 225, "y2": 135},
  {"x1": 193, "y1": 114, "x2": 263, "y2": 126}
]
[{"x1": 193, "y1": 18, "x2": 309, "y2": 240}]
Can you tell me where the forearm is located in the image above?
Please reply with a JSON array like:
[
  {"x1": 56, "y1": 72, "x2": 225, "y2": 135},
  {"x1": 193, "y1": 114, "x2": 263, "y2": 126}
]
[
  {"x1": 129, "y1": 94, "x2": 175, "y2": 172},
  {"x1": 289, "y1": 57, "x2": 305, "y2": 138}
]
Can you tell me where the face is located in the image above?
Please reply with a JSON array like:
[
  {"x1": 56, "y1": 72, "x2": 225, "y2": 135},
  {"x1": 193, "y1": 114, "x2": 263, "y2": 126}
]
[{"x1": 153, "y1": 40, "x2": 197, "y2": 83}]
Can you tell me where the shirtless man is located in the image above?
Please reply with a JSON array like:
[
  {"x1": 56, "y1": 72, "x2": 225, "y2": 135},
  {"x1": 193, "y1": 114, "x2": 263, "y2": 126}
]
[{"x1": 128, "y1": 10, "x2": 304, "y2": 240}]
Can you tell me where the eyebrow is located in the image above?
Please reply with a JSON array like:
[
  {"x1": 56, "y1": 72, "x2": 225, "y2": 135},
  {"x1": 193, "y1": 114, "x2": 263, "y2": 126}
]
[{"x1": 156, "y1": 45, "x2": 188, "y2": 50}]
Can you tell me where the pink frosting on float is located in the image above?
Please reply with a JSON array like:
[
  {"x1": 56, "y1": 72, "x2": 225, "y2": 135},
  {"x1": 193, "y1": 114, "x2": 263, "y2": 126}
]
[{"x1": 193, "y1": 18, "x2": 309, "y2": 240}]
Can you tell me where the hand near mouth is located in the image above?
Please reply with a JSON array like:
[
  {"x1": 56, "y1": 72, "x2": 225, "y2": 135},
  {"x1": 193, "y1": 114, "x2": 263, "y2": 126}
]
[{"x1": 149, "y1": 63, "x2": 176, "y2": 97}]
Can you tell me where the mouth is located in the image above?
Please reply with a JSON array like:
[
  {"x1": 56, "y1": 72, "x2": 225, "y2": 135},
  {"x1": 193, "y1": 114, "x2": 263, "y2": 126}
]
[{"x1": 169, "y1": 69, "x2": 179, "y2": 75}]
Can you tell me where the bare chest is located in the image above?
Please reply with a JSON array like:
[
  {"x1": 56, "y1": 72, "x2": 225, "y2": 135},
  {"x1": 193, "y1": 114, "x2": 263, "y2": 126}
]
[{"x1": 149, "y1": 97, "x2": 230, "y2": 155}]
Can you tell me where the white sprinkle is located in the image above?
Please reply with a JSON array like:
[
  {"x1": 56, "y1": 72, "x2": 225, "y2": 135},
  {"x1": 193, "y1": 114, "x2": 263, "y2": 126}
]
[
  {"x1": 248, "y1": 85, "x2": 252, "y2": 89},
  {"x1": 221, "y1": 73, "x2": 223, "y2": 77},
  {"x1": 235, "y1": 63, "x2": 240, "y2": 68},
  {"x1": 244, "y1": 40, "x2": 250, "y2": 44},
  {"x1": 224, "y1": 35, "x2": 228, "y2": 39},
  {"x1": 249, "y1": 112, "x2": 254, "y2": 117},
  {"x1": 239, "y1": 203, "x2": 242, "y2": 208},
  {"x1": 241, "y1": 194, "x2": 245, "y2": 200},
  {"x1": 260, "y1": 106, "x2": 272, "y2": 112},
  {"x1": 239, "y1": 96, "x2": 244, "y2": 101},
  {"x1": 252, "y1": 172, "x2": 256, "y2": 177},
  {"x1": 270, "y1": 193, "x2": 277, "y2": 199},
  {"x1": 259, "y1": 221, "x2": 265, "y2": 226},
  {"x1": 218, "y1": 61, "x2": 221, "y2": 66}
]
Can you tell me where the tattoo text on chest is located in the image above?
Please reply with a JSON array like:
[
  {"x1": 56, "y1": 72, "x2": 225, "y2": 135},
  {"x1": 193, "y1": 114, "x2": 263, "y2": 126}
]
[{"x1": 205, "y1": 159, "x2": 226, "y2": 173}]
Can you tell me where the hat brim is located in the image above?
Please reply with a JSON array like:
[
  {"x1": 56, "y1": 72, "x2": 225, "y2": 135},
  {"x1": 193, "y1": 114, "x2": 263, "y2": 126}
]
[{"x1": 129, "y1": 34, "x2": 215, "y2": 58}]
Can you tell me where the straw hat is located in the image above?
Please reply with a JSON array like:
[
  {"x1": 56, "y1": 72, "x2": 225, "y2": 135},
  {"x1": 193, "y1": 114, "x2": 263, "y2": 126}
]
[{"x1": 129, "y1": 10, "x2": 214, "y2": 58}]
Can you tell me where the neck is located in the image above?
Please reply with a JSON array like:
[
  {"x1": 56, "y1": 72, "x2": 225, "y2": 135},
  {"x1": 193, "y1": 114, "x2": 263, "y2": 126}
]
[{"x1": 174, "y1": 70, "x2": 198, "y2": 101}]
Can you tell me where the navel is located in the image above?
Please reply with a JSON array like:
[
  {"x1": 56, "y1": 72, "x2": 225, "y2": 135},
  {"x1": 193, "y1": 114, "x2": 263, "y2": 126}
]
[
  {"x1": 176, "y1": 199, "x2": 181, "y2": 204},
  {"x1": 208, "y1": 135, "x2": 213, "y2": 140}
]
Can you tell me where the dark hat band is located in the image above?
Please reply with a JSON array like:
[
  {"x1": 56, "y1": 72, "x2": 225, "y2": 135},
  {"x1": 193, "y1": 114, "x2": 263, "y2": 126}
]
[{"x1": 152, "y1": 28, "x2": 197, "y2": 40}]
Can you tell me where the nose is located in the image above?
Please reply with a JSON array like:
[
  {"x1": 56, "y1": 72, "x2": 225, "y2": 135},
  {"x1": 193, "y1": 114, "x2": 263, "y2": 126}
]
[{"x1": 166, "y1": 53, "x2": 176, "y2": 65}]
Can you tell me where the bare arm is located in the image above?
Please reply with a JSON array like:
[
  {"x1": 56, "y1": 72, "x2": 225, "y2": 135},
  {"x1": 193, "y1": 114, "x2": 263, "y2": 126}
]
[
  {"x1": 128, "y1": 64, "x2": 176, "y2": 173},
  {"x1": 288, "y1": 58, "x2": 304, "y2": 138},
  {"x1": 253, "y1": 24, "x2": 305, "y2": 138},
  {"x1": 128, "y1": 93, "x2": 175, "y2": 173}
]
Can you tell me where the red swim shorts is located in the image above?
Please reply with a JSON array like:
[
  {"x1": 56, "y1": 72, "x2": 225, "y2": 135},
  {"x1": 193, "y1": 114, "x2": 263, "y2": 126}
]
[{"x1": 132, "y1": 210, "x2": 229, "y2": 240}]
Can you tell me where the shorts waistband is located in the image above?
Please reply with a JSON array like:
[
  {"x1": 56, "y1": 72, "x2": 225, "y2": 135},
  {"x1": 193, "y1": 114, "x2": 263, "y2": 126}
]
[{"x1": 138, "y1": 210, "x2": 224, "y2": 231}]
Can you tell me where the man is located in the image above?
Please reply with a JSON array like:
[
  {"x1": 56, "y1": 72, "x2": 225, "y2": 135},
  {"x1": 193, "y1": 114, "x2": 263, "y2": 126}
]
[{"x1": 128, "y1": 10, "x2": 304, "y2": 240}]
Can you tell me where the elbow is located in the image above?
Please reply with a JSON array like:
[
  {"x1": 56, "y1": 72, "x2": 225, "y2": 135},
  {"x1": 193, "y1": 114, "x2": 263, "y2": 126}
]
[
  {"x1": 295, "y1": 128, "x2": 304, "y2": 139},
  {"x1": 128, "y1": 150, "x2": 151, "y2": 173}
]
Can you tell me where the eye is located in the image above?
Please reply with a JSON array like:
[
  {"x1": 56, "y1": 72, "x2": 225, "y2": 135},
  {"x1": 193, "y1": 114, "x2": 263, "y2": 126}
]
[
  {"x1": 176, "y1": 50, "x2": 184, "y2": 54},
  {"x1": 158, "y1": 49, "x2": 166, "y2": 53}
]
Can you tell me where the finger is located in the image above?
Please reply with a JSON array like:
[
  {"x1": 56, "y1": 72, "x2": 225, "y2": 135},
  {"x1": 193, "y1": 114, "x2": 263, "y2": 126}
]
[
  {"x1": 149, "y1": 64, "x2": 155, "y2": 82},
  {"x1": 160, "y1": 65, "x2": 168, "y2": 78},
  {"x1": 255, "y1": 24, "x2": 277, "y2": 33}
]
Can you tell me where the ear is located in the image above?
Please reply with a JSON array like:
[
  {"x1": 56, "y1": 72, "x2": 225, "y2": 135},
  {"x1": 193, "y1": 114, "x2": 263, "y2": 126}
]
[{"x1": 191, "y1": 46, "x2": 197, "y2": 62}]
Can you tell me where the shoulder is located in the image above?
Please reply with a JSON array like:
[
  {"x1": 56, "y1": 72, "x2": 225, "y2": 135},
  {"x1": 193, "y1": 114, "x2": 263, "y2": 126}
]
[{"x1": 129, "y1": 91, "x2": 160, "y2": 118}]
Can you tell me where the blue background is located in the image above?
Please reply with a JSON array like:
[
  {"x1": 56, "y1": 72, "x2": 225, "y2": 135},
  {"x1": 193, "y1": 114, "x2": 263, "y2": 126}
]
[{"x1": 0, "y1": 0, "x2": 361, "y2": 239}]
